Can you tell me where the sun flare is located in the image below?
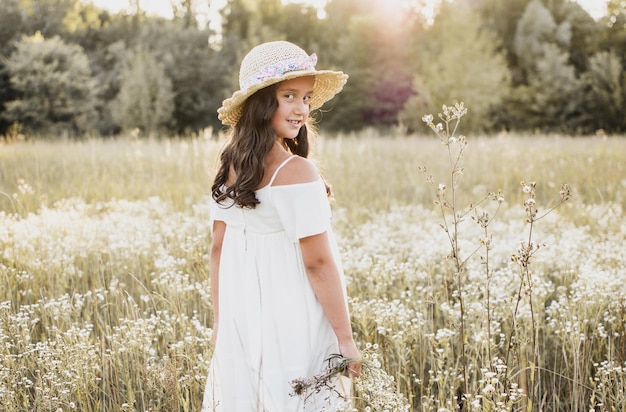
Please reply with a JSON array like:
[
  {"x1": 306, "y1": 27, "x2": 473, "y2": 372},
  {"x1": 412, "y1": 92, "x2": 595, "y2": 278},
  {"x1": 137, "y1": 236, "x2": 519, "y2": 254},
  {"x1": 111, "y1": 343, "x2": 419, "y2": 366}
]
[
  {"x1": 418, "y1": 0, "x2": 442, "y2": 22},
  {"x1": 86, "y1": 0, "x2": 442, "y2": 21},
  {"x1": 374, "y1": 0, "x2": 406, "y2": 14},
  {"x1": 286, "y1": 0, "x2": 443, "y2": 22}
]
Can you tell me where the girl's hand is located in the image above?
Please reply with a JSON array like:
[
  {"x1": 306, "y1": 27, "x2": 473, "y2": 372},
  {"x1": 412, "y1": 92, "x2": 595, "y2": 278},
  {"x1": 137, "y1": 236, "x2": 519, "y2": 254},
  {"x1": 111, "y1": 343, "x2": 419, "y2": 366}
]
[{"x1": 338, "y1": 339, "x2": 362, "y2": 378}]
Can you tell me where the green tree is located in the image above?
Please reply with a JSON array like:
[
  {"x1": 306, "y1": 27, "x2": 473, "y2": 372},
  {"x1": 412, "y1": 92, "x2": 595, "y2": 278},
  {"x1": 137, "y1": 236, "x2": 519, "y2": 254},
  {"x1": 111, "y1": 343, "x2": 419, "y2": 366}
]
[
  {"x1": 318, "y1": 15, "x2": 372, "y2": 131},
  {"x1": 61, "y1": 0, "x2": 103, "y2": 33},
  {"x1": 258, "y1": 0, "x2": 282, "y2": 27},
  {"x1": 512, "y1": 0, "x2": 561, "y2": 78},
  {"x1": 170, "y1": 0, "x2": 196, "y2": 28},
  {"x1": 135, "y1": 19, "x2": 232, "y2": 132},
  {"x1": 2, "y1": 32, "x2": 97, "y2": 135},
  {"x1": 221, "y1": 0, "x2": 256, "y2": 40},
  {"x1": 474, "y1": 0, "x2": 531, "y2": 83},
  {"x1": 0, "y1": 0, "x2": 26, "y2": 51},
  {"x1": 549, "y1": 0, "x2": 602, "y2": 73},
  {"x1": 318, "y1": 0, "x2": 417, "y2": 131},
  {"x1": 320, "y1": 15, "x2": 413, "y2": 131},
  {"x1": 400, "y1": 4, "x2": 511, "y2": 133},
  {"x1": 501, "y1": 0, "x2": 586, "y2": 132},
  {"x1": 529, "y1": 43, "x2": 583, "y2": 129},
  {"x1": 512, "y1": 0, "x2": 601, "y2": 76},
  {"x1": 88, "y1": 40, "x2": 129, "y2": 135},
  {"x1": 61, "y1": 2, "x2": 119, "y2": 49},
  {"x1": 0, "y1": 0, "x2": 29, "y2": 133},
  {"x1": 110, "y1": 47, "x2": 174, "y2": 134},
  {"x1": 0, "y1": 64, "x2": 18, "y2": 134},
  {"x1": 581, "y1": 50, "x2": 625, "y2": 132},
  {"x1": 504, "y1": 42, "x2": 584, "y2": 132},
  {"x1": 14, "y1": 0, "x2": 82, "y2": 38},
  {"x1": 608, "y1": 0, "x2": 626, "y2": 17},
  {"x1": 276, "y1": 3, "x2": 322, "y2": 52},
  {"x1": 67, "y1": 9, "x2": 145, "y2": 134},
  {"x1": 603, "y1": 0, "x2": 626, "y2": 69}
]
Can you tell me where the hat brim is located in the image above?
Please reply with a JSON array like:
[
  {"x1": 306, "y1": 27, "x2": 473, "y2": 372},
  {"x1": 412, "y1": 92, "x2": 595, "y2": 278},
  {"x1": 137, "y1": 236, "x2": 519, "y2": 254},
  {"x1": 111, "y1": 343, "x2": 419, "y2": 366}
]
[{"x1": 218, "y1": 69, "x2": 348, "y2": 127}]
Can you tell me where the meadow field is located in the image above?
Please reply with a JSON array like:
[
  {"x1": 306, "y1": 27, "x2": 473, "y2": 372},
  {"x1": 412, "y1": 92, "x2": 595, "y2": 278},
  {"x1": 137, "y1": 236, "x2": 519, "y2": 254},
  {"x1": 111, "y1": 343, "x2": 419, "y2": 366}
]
[{"x1": 0, "y1": 128, "x2": 625, "y2": 411}]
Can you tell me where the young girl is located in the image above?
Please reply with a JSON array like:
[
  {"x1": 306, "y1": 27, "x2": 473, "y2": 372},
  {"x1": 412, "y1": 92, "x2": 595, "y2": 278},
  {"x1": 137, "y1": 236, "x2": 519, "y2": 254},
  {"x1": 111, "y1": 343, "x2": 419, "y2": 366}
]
[{"x1": 201, "y1": 40, "x2": 361, "y2": 411}]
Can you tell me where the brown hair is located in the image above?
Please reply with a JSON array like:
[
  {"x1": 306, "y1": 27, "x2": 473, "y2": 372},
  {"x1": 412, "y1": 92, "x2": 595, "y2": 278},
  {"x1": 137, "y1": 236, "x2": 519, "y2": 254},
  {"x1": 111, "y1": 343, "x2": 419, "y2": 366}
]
[{"x1": 211, "y1": 83, "x2": 315, "y2": 208}]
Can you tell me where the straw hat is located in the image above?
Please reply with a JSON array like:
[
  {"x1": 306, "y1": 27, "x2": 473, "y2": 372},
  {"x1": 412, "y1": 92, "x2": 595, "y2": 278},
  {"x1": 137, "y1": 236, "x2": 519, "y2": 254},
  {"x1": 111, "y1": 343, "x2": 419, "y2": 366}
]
[{"x1": 218, "y1": 41, "x2": 348, "y2": 126}]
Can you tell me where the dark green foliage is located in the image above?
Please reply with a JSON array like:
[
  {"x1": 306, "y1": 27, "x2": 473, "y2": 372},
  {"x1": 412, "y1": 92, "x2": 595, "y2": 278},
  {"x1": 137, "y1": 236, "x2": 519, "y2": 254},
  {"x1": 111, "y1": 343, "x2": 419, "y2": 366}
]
[
  {"x1": 550, "y1": 0, "x2": 602, "y2": 74},
  {"x1": 109, "y1": 47, "x2": 174, "y2": 134},
  {"x1": 0, "y1": 0, "x2": 625, "y2": 137},
  {"x1": 475, "y1": 0, "x2": 532, "y2": 78},
  {"x1": 135, "y1": 19, "x2": 230, "y2": 133},
  {"x1": 2, "y1": 33, "x2": 98, "y2": 136},
  {"x1": 400, "y1": 3, "x2": 511, "y2": 133},
  {"x1": 581, "y1": 50, "x2": 626, "y2": 132},
  {"x1": 604, "y1": 0, "x2": 626, "y2": 68}
]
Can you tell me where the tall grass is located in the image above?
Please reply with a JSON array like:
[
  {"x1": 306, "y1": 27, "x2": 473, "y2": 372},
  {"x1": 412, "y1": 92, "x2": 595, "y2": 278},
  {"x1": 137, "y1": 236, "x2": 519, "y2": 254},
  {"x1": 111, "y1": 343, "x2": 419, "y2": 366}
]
[
  {"x1": 0, "y1": 136, "x2": 217, "y2": 215},
  {"x1": 1, "y1": 131, "x2": 625, "y2": 410},
  {"x1": 2, "y1": 131, "x2": 624, "y2": 217}
]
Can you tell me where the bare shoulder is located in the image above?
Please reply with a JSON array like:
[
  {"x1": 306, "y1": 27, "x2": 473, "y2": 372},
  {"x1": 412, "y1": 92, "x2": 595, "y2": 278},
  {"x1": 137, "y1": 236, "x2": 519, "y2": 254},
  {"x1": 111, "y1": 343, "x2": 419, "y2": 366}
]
[{"x1": 272, "y1": 156, "x2": 320, "y2": 186}]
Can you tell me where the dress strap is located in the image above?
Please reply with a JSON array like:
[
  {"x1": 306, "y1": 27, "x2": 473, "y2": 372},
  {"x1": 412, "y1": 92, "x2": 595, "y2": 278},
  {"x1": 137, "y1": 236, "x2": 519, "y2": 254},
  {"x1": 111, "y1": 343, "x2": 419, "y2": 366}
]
[{"x1": 268, "y1": 155, "x2": 296, "y2": 186}]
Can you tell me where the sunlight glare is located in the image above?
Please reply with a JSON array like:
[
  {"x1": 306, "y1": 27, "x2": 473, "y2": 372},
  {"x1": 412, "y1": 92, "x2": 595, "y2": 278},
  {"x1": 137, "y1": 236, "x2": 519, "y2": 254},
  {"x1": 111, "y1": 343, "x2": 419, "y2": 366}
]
[
  {"x1": 419, "y1": 0, "x2": 441, "y2": 23},
  {"x1": 377, "y1": 0, "x2": 442, "y2": 25},
  {"x1": 85, "y1": 0, "x2": 604, "y2": 24},
  {"x1": 86, "y1": 0, "x2": 442, "y2": 22},
  {"x1": 376, "y1": 0, "x2": 407, "y2": 18}
]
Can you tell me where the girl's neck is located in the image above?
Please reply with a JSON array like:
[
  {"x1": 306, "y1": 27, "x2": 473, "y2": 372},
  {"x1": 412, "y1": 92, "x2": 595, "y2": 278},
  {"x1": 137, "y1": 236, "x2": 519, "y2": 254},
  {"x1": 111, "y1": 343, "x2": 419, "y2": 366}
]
[{"x1": 272, "y1": 138, "x2": 290, "y2": 155}]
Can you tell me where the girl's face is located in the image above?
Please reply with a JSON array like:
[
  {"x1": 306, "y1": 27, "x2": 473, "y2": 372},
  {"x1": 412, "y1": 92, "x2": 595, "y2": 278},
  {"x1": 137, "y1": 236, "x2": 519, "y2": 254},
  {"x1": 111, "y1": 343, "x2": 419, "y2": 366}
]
[{"x1": 271, "y1": 76, "x2": 315, "y2": 140}]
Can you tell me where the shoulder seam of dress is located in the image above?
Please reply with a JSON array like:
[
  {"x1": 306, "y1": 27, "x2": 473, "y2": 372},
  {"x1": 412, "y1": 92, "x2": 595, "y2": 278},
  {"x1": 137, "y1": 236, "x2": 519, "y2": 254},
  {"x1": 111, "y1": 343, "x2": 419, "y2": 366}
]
[{"x1": 268, "y1": 155, "x2": 297, "y2": 186}]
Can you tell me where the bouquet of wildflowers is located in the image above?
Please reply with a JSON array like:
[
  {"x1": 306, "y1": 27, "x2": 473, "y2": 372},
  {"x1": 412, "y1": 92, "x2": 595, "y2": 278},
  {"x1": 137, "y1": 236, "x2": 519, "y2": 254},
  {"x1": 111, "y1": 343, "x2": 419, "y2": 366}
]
[{"x1": 290, "y1": 343, "x2": 410, "y2": 411}]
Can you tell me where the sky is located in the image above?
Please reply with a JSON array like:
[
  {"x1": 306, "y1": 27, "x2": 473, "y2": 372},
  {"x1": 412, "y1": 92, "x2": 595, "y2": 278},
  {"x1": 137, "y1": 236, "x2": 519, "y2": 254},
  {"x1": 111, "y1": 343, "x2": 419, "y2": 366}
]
[
  {"x1": 574, "y1": 0, "x2": 609, "y2": 19},
  {"x1": 85, "y1": 0, "x2": 610, "y2": 23}
]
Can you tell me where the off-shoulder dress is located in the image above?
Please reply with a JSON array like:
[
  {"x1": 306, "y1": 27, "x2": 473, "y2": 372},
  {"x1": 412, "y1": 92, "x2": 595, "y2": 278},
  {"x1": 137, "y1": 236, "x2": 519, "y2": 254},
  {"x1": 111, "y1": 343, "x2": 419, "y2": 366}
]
[{"x1": 201, "y1": 155, "x2": 351, "y2": 411}]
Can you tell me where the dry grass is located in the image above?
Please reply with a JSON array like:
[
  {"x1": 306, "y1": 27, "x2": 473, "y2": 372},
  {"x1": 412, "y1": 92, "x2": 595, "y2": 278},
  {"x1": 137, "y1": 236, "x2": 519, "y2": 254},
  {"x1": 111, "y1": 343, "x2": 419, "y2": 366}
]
[{"x1": 1, "y1": 131, "x2": 625, "y2": 410}]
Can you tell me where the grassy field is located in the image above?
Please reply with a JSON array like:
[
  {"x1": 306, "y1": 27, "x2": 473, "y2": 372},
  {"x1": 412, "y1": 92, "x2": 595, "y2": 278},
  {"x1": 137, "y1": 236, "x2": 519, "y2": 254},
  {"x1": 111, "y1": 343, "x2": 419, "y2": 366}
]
[{"x1": 0, "y1": 129, "x2": 625, "y2": 411}]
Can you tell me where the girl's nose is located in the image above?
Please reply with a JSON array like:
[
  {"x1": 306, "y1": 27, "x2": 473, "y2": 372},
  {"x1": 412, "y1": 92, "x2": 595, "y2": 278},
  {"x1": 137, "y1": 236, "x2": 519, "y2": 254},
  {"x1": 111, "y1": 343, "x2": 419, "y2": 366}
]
[{"x1": 295, "y1": 99, "x2": 308, "y2": 114}]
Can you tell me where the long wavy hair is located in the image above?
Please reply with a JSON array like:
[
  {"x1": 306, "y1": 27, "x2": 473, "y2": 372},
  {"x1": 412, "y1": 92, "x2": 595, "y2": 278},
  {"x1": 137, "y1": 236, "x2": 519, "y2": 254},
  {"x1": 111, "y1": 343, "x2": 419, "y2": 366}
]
[{"x1": 211, "y1": 83, "x2": 319, "y2": 208}]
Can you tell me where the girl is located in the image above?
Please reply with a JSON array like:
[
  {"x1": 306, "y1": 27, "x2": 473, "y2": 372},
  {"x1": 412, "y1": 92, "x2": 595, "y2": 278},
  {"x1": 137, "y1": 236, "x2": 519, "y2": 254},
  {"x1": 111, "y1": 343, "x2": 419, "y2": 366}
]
[{"x1": 202, "y1": 40, "x2": 361, "y2": 411}]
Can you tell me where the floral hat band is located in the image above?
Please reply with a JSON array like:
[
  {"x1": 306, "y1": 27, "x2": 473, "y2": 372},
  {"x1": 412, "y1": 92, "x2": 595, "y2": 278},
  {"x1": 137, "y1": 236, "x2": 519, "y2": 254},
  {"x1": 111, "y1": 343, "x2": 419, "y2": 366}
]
[
  {"x1": 240, "y1": 53, "x2": 318, "y2": 91},
  {"x1": 218, "y1": 41, "x2": 348, "y2": 127}
]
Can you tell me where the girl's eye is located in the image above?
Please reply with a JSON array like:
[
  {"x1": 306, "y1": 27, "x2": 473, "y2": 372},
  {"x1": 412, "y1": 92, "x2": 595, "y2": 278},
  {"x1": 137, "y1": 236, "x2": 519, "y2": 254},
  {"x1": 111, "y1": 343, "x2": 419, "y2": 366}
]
[
  {"x1": 303, "y1": 95, "x2": 312, "y2": 103},
  {"x1": 284, "y1": 93, "x2": 295, "y2": 100}
]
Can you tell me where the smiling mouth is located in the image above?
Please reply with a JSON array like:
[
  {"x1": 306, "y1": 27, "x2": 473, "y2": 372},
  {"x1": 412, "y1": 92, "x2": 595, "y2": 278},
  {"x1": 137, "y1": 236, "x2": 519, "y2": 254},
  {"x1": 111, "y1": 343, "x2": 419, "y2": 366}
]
[{"x1": 288, "y1": 120, "x2": 302, "y2": 126}]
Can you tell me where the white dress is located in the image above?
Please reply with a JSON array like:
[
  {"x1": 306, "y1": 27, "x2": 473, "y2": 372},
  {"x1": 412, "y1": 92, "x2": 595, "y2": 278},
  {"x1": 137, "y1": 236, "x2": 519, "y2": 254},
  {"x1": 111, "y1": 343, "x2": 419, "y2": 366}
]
[{"x1": 201, "y1": 156, "x2": 352, "y2": 412}]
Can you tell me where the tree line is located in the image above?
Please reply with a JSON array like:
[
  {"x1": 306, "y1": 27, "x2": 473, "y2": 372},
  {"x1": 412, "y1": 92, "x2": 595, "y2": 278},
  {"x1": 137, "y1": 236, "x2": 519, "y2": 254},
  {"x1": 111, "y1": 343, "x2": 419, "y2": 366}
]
[{"x1": 1, "y1": 0, "x2": 625, "y2": 138}]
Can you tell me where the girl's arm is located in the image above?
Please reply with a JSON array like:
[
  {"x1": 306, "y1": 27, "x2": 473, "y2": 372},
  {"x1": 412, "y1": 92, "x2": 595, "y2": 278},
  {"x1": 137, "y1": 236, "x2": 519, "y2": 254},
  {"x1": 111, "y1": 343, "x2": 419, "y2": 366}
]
[
  {"x1": 210, "y1": 220, "x2": 226, "y2": 345},
  {"x1": 299, "y1": 232, "x2": 362, "y2": 377}
]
